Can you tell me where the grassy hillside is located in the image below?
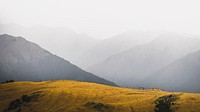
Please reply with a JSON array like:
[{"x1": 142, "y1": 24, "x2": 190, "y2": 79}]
[{"x1": 0, "y1": 80, "x2": 200, "y2": 112}]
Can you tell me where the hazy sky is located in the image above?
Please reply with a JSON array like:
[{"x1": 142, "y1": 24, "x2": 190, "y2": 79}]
[{"x1": 0, "y1": 0, "x2": 200, "y2": 39}]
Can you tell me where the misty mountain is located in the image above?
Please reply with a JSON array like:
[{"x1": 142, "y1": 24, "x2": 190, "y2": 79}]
[
  {"x1": 140, "y1": 50, "x2": 200, "y2": 93},
  {"x1": 74, "y1": 30, "x2": 164, "y2": 69},
  {"x1": 0, "y1": 23, "x2": 100, "y2": 62},
  {"x1": 0, "y1": 34, "x2": 116, "y2": 86},
  {"x1": 87, "y1": 33, "x2": 200, "y2": 87}
]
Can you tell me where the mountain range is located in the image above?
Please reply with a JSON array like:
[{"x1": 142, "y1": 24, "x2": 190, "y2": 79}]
[
  {"x1": 87, "y1": 33, "x2": 200, "y2": 92},
  {"x1": 74, "y1": 30, "x2": 165, "y2": 69},
  {"x1": 0, "y1": 34, "x2": 116, "y2": 86},
  {"x1": 140, "y1": 49, "x2": 200, "y2": 93},
  {"x1": 0, "y1": 23, "x2": 100, "y2": 62},
  {"x1": 1, "y1": 28, "x2": 200, "y2": 93}
]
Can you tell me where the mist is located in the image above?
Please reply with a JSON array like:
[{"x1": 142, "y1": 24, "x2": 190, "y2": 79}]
[
  {"x1": 1, "y1": 0, "x2": 200, "y2": 93},
  {"x1": 1, "y1": 0, "x2": 200, "y2": 39},
  {"x1": 1, "y1": 1, "x2": 200, "y2": 112}
]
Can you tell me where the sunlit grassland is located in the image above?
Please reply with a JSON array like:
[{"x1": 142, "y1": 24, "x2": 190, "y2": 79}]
[{"x1": 0, "y1": 80, "x2": 200, "y2": 112}]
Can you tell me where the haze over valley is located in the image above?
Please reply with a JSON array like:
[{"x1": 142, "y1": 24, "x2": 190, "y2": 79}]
[
  {"x1": 1, "y1": 25, "x2": 200, "y2": 93},
  {"x1": 1, "y1": 0, "x2": 200, "y2": 111}
]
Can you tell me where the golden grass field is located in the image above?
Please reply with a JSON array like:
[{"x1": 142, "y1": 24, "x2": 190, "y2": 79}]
[{"x1": 0, "y1": 80, "x2": 200, "y2": 112}]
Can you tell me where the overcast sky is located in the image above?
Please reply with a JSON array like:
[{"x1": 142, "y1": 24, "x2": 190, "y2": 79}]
[{"x1": 0, "y1": 0, "x2": 200, "y2": 39}]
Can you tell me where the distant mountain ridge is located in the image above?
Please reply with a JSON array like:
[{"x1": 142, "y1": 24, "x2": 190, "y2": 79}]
[
  {"x1": 87, "y1": 33, "x2": 200, "y2": 89},
  {"x1": 74, "y1": 30, "x2": 165, "y2": 69},
  {"x1": 140, "y1": 49, "x2": 200, "y2": 93},
  {"x1": 0, "y1": 23, "x2": 100, "y2": 62},
  {"x1": 0, "y1": 34, "x2": 116, "y2": 86}
]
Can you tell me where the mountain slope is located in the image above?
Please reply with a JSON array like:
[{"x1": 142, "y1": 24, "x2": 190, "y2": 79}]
[
  {"x1": 87, "y1": 33, "x2": 200, "y2": 87},
  {"x1": 0, "y1": 23, "x2": 100, "y2": 61},
  {"x1": 74, "y1": 30, "x2": 164, "y2": 69},
  {"x1": 0, "y1": 34, "x2": 116, "y2": 86},
  {"x1": 1, "y1": 80, "x2": 200, "y2": 112},
  {"x1": 141, "y1": 50, "x2": 200, "y2": 93}
]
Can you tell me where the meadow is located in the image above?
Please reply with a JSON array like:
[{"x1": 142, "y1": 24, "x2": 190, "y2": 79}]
[{"x1": 0, "y1": 80, "x2": 200, "y2": 112}]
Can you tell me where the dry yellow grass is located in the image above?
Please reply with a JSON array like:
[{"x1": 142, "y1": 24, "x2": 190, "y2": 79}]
[{"x1": 0, "y1": 80, "x2": 200, "y2": 112}]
